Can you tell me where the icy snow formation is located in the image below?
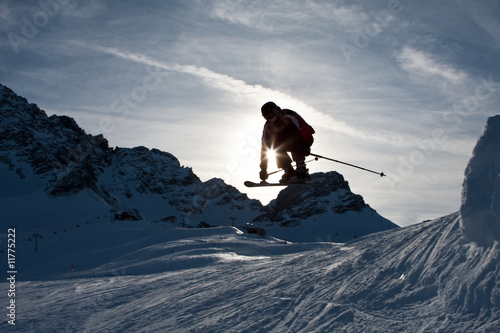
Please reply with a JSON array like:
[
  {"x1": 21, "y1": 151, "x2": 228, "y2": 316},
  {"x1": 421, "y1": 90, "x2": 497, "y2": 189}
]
[{"x1": 461, "y1": 115, "x2": 500, "y2": 246}]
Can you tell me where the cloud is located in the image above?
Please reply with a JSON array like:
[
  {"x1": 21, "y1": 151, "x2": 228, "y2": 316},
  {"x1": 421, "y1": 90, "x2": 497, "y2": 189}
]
[
  {"x1": 209, "y1": 0, "x2": 368, "y2": 32},
  {"x1": 4, "y1": 0, "x2": 496, "y2": 228},
  {"x1": 73, "y1": 42, "x2": 365, "y2": 132},
  {"x1": 395, "y1": 46, "x2": 469, "y2": 86},
  {"x1": 72, "y1": 41, "x2": 477, "y2": 158},
  {"x1": 0, "y1": 2, "x2": 11, "y2": 22}
]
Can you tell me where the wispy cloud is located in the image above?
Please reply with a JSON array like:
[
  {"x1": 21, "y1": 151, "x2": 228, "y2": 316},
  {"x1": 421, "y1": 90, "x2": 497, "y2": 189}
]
[
  {"x1": 209, "y1": 0, "x2": 368, "y2": 32},
  {"x1": 73, "y1": 41, "x2": 475, "y2": 156},
  {"x1": 395, "y1": 46, "x2": 469, "y2": 87},
  {"x1": 73, "y1": 42, "x2": 368, "y2": 134}
]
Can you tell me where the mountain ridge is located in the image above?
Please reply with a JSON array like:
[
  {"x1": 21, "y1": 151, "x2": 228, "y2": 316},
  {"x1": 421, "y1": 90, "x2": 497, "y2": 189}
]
[{"x1": 0, "y1": 83, "x2": 397, "y2": 241}]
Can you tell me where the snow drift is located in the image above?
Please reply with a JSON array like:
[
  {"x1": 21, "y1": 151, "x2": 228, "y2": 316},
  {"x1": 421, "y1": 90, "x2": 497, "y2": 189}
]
[{"x1": 461, "y1": 115, "x2": 500, "y2": 247}]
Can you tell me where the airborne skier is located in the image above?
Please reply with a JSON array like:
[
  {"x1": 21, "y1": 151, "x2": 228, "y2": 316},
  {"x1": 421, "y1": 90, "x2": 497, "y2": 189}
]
[{"x1": 259, "y1": 101, "x2": 315, "y2": 183}]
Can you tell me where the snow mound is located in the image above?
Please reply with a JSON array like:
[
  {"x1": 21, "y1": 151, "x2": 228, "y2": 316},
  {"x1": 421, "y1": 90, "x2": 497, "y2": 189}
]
[{"x1": 461, "y1": 115, "x2": 500, "y2": 246}]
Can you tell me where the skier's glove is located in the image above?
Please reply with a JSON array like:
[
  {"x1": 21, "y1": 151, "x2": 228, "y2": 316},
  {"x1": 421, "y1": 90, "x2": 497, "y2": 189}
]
[{"x1": 259, "y1": 169, "x2": 268, "y2": 181}]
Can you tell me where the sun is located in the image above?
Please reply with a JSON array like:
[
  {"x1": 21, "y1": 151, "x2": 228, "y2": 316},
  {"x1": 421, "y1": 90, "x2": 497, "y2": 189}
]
[{"x1": 266, "y1": 149, "x2": 276, "y2": 162}]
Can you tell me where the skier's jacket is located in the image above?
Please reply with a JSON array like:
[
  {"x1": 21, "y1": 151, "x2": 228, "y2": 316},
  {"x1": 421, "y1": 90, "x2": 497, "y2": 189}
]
[{"x1": 261, "y1": 109, "x2": 315, "y2": 149}]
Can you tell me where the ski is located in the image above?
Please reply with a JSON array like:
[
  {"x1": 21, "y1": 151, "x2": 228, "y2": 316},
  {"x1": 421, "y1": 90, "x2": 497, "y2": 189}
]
[{"x1": 244, "y1": 180, "x2": 312, "y2": 187}]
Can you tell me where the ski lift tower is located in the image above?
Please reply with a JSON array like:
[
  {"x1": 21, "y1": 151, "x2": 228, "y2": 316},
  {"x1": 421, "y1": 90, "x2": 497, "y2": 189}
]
[{"x1": 32, "y1": 233, "x2": 41, "y2": 251}]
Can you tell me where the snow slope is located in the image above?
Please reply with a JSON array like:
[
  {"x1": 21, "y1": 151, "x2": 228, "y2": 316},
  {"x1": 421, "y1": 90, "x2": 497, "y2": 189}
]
[{"x1": 2, "y1": 212, "x2": 499, "y2": 332}]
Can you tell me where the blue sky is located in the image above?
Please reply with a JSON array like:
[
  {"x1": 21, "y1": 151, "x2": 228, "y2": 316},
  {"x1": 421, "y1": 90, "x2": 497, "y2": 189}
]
[{"x1": 1, "y1": 0, "x2": 500, "y2": 226}]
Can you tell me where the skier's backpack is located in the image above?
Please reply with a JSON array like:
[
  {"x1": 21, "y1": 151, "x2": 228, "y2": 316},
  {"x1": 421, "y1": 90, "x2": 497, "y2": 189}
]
[{"x1": 284, "y1": 109, "x2": 315, "y2": 143}]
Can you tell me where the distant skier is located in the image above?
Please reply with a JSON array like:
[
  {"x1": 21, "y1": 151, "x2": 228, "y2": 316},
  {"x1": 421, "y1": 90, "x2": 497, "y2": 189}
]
[{"x1": 259, "y1": 101, "x2": 315, "y2": 183}]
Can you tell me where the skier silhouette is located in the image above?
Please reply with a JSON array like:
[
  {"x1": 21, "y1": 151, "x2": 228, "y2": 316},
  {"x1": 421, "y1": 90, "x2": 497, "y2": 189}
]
[{"x1": 259, "y1": 102, "x2": 315, "y2": 183}]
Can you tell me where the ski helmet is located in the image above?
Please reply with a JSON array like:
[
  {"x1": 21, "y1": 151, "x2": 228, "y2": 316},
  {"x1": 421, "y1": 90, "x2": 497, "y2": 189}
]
[{"x1": 261, "y1": 101, "x2": 278, "y2": 118}]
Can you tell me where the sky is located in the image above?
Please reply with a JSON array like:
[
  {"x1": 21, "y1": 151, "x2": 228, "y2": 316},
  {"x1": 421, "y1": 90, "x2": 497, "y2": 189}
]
[{"x1": 1, "y1": 0, "x2": 500, "y2": 227}]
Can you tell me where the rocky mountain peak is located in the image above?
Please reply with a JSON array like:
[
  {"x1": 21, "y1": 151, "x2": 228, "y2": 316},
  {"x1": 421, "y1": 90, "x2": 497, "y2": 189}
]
[
  {"x1": 259, "y1": 172, "x2": 368, "y2": 222},
  {"x1": 273, "y1": 171, "x2": 365, "y2": 213},
  {"x1": 253, "y1": 172, "x2": 397, "y2": 241},
  {"x1": 0, "y1": 83, "x2": 263, "y2": 224}
]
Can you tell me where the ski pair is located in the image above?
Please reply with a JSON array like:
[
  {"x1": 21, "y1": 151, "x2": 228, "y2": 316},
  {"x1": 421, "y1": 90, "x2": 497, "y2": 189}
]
[{"x1": 244, "y1": 180, "x2": 312, "y2": 187}]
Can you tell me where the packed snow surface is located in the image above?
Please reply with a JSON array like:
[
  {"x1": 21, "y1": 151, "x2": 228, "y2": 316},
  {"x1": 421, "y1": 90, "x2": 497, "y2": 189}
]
[{"x1": 1, "y1": 212, "x2": 500, "y2": 332}]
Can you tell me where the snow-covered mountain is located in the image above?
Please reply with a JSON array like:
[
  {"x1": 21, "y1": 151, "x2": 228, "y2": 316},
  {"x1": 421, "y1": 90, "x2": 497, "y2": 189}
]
[
  {"x1": 0, "y1": 83, "x2": 262, "y2": 226},
  {"x1": 0, "y1": 83, "x2": 396, "y2": 240}
]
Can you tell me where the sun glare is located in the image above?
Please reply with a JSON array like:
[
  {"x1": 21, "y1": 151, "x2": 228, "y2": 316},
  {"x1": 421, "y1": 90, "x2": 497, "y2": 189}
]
[{"x1": 266, "y1": 149, "x2": 276, "y2": 162}]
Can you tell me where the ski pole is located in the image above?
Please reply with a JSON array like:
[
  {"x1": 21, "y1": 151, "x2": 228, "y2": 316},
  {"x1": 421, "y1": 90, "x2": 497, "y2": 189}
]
[{"x1": 309, "y1": 153, "x2": 386, "y2": 177}]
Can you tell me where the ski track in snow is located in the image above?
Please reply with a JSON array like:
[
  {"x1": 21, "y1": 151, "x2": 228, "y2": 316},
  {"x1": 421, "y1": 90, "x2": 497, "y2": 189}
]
[{"x1": 2, "y1": 213, "x2": 500, "y2": 332}]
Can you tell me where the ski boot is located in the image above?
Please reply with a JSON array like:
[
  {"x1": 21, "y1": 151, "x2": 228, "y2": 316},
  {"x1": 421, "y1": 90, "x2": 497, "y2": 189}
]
[
  {"x1": 293, "y1": 161, "x2": 311, "y2": 180},
  {"x1": 279, "y1": 165, "x2": 295, "y2": 183}
]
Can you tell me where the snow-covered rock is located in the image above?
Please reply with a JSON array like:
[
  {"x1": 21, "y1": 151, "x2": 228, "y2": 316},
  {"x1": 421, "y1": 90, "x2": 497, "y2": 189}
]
[
  {"x1": 461, "y1": 115, "x2": 500, "y2": 247},
  {"x1": 255, "y1": 172, "x2": 398, "y2": 242}
]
